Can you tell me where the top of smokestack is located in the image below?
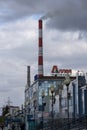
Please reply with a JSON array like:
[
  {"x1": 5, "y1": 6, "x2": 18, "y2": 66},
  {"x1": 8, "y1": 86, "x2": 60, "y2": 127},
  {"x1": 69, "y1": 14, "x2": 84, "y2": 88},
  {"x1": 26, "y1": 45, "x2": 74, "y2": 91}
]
[
  {"x1": 27, "y1": 66, "x2": 30, "y2": 87},
  {"x1": 39, "y1": 19, "x2": 42, "y2": 21},
  {"x1": 39, "y1": 19, "x2": 42, "y2": 29}
]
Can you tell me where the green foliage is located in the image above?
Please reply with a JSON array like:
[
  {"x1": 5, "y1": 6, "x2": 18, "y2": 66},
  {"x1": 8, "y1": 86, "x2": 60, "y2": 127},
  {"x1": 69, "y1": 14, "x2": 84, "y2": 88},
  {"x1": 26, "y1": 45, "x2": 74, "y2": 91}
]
[
  {"x1": 2, "y1": 105, "x2": 9, "y2": 116},
  {"x1": 0, "y1": 105, "x2": 10, "y2": 125},
  {"x1": 0, "y1": 116, "x2": 5, "y2": 125}
]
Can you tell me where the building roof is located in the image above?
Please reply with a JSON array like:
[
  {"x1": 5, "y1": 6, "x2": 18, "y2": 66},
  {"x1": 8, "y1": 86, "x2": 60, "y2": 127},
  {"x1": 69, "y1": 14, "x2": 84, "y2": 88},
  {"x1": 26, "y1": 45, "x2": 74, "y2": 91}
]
[{"x1": 38, "y1": 75, "x2": 76, "y2": 80}]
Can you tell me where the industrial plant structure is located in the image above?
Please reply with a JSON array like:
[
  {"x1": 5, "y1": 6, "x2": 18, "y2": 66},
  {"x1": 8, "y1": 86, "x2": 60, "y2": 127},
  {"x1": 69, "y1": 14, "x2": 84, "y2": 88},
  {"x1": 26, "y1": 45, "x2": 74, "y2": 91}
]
[{"x1": 24, "y1": 20, "x2": 87, "y2": 130}]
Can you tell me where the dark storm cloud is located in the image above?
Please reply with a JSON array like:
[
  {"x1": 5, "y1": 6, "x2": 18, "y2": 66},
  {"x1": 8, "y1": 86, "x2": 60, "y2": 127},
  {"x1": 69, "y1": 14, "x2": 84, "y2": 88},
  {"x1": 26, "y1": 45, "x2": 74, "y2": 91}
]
[
  {"x1": 45, "y1": 0, "x2": 87, "y2": 31},
  {"x1": 0, "y1": 0, "x2": 87, "y2": 31},
  {"x1": 0, "y1": 0, "x2": 46, "y2": 22}
]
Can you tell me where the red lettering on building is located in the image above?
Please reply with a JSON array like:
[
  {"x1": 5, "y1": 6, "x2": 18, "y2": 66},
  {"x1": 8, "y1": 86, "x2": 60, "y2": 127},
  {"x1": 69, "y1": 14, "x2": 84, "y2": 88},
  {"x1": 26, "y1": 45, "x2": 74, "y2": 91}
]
[
  {"x1": 51, "y1": 65, "x2": 72, "y2": 74},
  {"x1": 59, "y1": 69, "x2": 63, "y2": 73},
  {"x1": 51, "y1": 65, "x2": 58, "y2": 73},
  {"x1": 59, "y1": 69, "x2": 72, "y2": 73}
]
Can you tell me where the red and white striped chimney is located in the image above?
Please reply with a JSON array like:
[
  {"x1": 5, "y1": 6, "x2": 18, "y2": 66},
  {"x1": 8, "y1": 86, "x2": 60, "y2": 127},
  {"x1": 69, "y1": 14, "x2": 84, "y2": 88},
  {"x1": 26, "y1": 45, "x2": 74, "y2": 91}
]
[{"x1": 38, "y1": 19, "x2": 43, "y2": 77}]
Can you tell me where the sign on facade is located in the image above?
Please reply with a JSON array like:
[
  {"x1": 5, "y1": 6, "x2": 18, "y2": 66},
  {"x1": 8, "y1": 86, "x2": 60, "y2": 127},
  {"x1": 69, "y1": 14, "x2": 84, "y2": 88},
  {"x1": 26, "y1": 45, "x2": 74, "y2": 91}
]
[{"x1": 51, "y1": 65, "x2": 72, "y2": 76}]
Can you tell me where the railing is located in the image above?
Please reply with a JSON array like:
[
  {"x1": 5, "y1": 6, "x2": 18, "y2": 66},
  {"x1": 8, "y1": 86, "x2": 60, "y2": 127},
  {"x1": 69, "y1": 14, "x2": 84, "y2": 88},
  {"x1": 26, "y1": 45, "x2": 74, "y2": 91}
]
[
  {"x1": 35, "y1": 115, "x2": 87, "y2": 130},
  {"x1": 58, "y1": 115, "x2": 87, "y2": 130}
]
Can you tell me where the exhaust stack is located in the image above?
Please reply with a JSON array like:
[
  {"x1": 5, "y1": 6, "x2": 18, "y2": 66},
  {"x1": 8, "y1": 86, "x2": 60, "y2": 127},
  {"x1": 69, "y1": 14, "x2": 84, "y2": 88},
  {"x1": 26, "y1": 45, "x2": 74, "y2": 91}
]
[
  {"x1": 27, "y1": 66, "x2": 30, "y2": 87},
  {"x1": 38, "y1": 19, "x2": 43, "y2": 77}
]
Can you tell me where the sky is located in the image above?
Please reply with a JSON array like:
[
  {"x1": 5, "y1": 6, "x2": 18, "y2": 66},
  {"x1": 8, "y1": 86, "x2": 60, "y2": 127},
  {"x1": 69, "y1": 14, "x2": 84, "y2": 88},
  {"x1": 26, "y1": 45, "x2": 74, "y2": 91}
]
[{"x1": 0, "y1": 0, "x2": 87, "y2": 110}]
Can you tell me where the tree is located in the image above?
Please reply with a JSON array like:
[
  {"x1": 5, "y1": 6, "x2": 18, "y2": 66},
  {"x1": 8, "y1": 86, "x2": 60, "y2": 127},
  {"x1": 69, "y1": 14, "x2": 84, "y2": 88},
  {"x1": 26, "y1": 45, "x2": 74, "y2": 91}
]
[{"x1": 2, "y1": 105, "x2": 9, "y2": 116}]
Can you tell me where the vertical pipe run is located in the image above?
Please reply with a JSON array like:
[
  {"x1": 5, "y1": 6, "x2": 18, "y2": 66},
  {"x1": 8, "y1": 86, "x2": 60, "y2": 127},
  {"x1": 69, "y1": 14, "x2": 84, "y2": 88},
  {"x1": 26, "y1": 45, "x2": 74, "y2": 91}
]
[{"x1": 38, "y1": 19, "x2": 43, "y2": 77}]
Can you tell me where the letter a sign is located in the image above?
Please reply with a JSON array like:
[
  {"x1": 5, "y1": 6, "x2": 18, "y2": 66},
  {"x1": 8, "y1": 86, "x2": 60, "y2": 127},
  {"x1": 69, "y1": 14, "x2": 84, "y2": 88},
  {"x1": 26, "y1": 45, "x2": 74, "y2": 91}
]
[{"x1": 51, "y1": 66, "x2": 58, "y2": 73}]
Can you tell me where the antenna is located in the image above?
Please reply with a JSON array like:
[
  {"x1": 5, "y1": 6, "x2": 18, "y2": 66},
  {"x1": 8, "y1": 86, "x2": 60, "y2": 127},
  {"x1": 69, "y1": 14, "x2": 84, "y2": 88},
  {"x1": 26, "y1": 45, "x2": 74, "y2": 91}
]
[{"x1": 6, "y1": 97, "x2": 12, "y2": 107}]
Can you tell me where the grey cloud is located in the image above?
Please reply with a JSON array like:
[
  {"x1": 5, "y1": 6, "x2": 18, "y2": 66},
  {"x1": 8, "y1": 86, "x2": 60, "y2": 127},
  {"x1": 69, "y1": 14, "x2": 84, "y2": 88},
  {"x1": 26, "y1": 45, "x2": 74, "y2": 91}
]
[
  {"x1": 0, "y1": 0, "x2": 87, "y2": 31},
  {"x1": 0, "y1": 40, "x2": 38, "y2": 64},
  {"x1": 44, "y1": 53, "x2": 87, "y2": 75},
  {"x1": 78, "y1": 32, "x2": 87, "y2": 40}
]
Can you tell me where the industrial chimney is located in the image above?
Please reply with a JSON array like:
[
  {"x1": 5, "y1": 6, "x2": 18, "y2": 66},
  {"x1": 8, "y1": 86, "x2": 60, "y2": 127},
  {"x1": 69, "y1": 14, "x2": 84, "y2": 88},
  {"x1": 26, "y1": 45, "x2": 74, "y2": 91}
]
[
  {"x1": 38, "y1": 19, "x2": 43, "y2": 77},
  {"x1": 27, "y1": 66, "x2": 30, "y2": 87}
]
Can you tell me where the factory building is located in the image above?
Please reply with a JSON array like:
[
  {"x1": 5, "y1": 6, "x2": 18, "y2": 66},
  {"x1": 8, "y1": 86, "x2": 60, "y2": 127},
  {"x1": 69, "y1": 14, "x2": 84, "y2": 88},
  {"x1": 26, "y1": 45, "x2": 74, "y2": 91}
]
[
  {"x1": 25, "y1": 69, "x2": 87, "y2": 130},
  {"x1": 29, "y1": 73, "x2": 75, "y2": 117},
  {"x1": 24, "y1": 19, "x2": 87, "y2": 130},
  {"x1": 25, "y1": 65, "x2": 76, "y2": 130}
]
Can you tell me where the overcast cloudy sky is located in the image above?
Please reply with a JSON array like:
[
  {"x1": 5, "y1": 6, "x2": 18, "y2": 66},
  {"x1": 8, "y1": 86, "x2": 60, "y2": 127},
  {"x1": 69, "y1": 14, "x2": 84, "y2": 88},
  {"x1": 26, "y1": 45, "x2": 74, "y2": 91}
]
[{"x1": 0, "y1": 0, "x2": 87, "y2": 109}]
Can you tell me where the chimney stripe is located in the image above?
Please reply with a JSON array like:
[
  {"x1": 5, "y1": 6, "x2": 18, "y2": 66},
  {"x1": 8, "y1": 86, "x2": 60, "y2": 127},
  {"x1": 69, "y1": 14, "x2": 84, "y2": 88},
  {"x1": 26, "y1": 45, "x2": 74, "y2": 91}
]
[
  {"x1": 39, "y1": 38, "x2": 42, "y2": 47},
  {"x1": 38, "y1": 56, "x2": 43, "y2": 65},
  {"x1": 39, "y1": 20, "x2": 42, "y2": 29}
]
